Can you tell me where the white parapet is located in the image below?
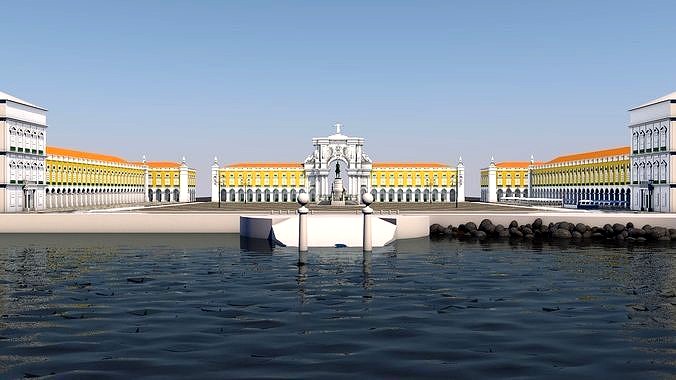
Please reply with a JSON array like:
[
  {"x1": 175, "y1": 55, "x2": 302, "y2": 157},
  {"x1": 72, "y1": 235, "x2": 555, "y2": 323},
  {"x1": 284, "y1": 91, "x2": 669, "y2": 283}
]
[{"x1": 241, "y1": 214, "x2": 427, "y2": 247}]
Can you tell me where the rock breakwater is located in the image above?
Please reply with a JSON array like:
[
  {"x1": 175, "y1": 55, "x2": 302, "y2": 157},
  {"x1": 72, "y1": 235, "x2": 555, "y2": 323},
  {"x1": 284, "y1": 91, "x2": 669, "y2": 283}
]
[{"x1": 430, "y1": 218, "x2": 676, "y2": 243}]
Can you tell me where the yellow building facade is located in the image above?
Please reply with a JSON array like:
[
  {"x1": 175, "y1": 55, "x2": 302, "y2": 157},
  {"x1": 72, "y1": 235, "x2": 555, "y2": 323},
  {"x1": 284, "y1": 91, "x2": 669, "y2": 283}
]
[
  {"x1": 214, "y1": 161, "x2": 462, "y2": 203},
  {"x1": 481, "y1": 147, "x2": 631, "y2": 207},
  {"x1": 215, "y1": 162, "x2": 305, "y2": 202},
  {"x1": 480, "y1": 161, "x2": 533, "y2": 201},
  {"x1": 530, "y1": 147, "x2": 630, "y2": 204},
  {"x1": 370, "y1": 163, "x2": 460, "y2": 202},
  {"x1": 45, "y1": 146, "x2": 196, "y2": 209},
  {"x1": 146, "y1": 161, "x2": 197, "y2": 202}
]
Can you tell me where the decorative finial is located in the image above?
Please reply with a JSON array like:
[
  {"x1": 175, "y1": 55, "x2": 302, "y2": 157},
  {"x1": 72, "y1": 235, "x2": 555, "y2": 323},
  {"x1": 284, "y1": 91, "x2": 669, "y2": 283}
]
[
  {"x1": 214, "y1": 156, "x2": 218, "y2": 164},
  {"x1": 142, "y1": 154, "x2": 146, "y2": 164},
  {"x1": 334, "y1": 123, "x2": 342, "y2": 134},
  {"x1": 490, "y1": 155, "x2": 495, "y2": 164},
  {"x1": 458, "y1": 156, "x2": 463, "y2": 164},
  {"x1": 530, "y1": 154, "x2": 534, "y2": 164}
]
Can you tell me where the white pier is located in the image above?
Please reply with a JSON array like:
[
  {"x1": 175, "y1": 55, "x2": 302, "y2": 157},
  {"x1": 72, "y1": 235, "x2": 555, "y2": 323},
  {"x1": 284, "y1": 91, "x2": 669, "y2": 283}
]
[{"x1": 239, "y1": 214, "x2": 429, "y2": 248}]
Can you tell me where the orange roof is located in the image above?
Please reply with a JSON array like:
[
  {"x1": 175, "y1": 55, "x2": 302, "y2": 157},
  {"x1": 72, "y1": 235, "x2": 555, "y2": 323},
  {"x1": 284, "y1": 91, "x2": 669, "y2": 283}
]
[
  {"x1": 546, "y1": 146, "x2": 630, "y2": 164},
  {"x1": 495, "y1": 161, "x2": 537, "y2": 169},
  {"x1": 372, "y1": 162, "x2": 450, "y2": 168},
  {"x1": 46, "y1": 146, "x2": 129, "y2": 164},
  {"x1": 226, "y1": 162, "x2": 303, "y2": 168},
  {"x1": 145, "y1": 161, "x2": 181, "y2": 168}
]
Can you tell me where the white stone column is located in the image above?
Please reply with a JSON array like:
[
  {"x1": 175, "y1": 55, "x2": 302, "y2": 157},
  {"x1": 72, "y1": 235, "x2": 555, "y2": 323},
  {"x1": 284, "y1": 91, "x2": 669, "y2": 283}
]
[
  {"x1": 456, "y1": 157, "x2": 465, "y2": 202},
  {"x1": 211, "y1": 156, "x2": 219, "y2": 203},
  {"x1": 488, "y1": 157, "x2": 497, "y2": 203},
  {"x1": 362, "y1": 193, "x2": 373, "y2": 252},
  {"x1": 179, "y1": 156, "x2": 189, "y2": 202},
  {"x1": 297, "y1": 193, "x2": 309, "y2": 264}
]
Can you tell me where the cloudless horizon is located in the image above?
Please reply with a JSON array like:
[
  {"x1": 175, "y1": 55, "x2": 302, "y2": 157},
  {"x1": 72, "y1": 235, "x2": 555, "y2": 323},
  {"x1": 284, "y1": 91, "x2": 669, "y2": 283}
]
[{"x1": 2, "y1": 0, "x2": 675, "y2": 196}]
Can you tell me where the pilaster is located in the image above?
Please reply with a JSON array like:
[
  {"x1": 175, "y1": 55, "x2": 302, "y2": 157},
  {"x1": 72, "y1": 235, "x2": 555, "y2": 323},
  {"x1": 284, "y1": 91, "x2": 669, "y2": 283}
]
[
  {"x1": 488, "y1": 156, "x2": 497, "y2": 203},
  {"x1": 211, "y1": 156, "x2": 219, "y2": 202}
]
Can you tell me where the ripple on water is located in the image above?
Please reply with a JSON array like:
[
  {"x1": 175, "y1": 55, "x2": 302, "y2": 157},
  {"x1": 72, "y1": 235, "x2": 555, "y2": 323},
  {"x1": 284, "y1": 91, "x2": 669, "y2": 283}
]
[{"x1": 0, "y1": 234, "x2": 673, "y2": 378}]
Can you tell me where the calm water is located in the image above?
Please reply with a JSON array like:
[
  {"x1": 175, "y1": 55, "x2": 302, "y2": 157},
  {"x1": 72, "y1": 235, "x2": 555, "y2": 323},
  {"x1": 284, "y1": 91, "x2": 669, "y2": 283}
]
[{"x1": 0, "y1": 235, "x2": 674, "y2": 379}]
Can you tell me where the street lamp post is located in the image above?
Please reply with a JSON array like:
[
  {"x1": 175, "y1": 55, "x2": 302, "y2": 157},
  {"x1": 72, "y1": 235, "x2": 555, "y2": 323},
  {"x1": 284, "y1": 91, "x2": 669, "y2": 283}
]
[{"x1": 218, "y1": 176, "x2": 222, "y2": 208}]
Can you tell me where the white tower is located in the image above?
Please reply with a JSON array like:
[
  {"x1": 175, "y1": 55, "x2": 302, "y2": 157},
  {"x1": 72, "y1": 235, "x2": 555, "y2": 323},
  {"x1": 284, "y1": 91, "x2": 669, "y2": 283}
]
[
  {"x1": 456, "y1": 156, "x2": 465, "y2": 202},
  {"x1": 488, "y1": 156, "x2": 497, "y2": 203},
  {"x1": 211, "y1": 156, "x2": 220, "y2": 202},
  {"x1": 179, "y1": 156, "x2": 190, "y2": 202}
]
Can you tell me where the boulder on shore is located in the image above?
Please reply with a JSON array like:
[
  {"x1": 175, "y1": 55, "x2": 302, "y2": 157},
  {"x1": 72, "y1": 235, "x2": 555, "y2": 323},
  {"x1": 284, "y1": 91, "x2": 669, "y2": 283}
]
[
  {"x1": 552, "y1": 228, "x2": 572, "y2": 239},
  {"x1": 479, "y1": 219, "x2": 495, "y2": 234},
  {"x1": 532, "y1": 218, "x2": 543, "y2": 230}
]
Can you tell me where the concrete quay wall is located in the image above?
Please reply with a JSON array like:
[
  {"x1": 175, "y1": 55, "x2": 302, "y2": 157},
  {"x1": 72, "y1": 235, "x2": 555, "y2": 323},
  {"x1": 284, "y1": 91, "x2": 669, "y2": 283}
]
[
  {"x1": 0, "y1": 211, "x2": 674, "y2": 234},
  {"x1": 0, "y1": 213, "x2": 241, "y2": 233}
]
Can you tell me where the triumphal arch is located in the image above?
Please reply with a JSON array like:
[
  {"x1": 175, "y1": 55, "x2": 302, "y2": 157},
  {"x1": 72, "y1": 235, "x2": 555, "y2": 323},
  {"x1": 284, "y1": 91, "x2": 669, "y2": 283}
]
[{"x1": 303, "y1": 124, "x2": 372, "y2": 203}]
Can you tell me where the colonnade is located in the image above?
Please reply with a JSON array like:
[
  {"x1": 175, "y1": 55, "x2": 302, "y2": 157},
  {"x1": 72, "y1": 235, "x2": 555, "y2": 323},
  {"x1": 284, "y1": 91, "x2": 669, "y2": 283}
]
[
  {"x1": 45, "y1": 187, "x2": 145, "y2": 209},
  {"x1": 530, "y1": 186, "x2": 631, "y2": 206},
  {"x1": 370, "y1": 187, "x2": 458, "y2": 203}
]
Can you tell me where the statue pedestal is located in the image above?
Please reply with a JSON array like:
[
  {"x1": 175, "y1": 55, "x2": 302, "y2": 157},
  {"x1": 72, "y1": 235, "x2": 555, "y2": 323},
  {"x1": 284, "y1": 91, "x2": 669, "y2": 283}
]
[{"x1": 330, "y1": 177, "x2": 345, "y2": 206}]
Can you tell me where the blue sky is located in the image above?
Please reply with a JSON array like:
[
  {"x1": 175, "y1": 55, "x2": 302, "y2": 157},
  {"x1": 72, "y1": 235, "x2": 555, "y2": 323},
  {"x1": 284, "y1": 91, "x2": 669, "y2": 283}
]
[{"x1": 1, "y1": 1, "x2": 674, "y2": 196}]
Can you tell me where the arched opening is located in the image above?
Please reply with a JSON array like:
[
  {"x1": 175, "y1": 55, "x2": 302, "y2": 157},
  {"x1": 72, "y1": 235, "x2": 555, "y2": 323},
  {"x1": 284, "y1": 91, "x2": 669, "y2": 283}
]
[
  {"x1": 514, "y1": 189, "x2": 521, "y2": 198},
  {"x1": 626, "y1": 189, "x2": 630, "y2": 208},
  {"x1": 397, "y1": 189, "x2": 404, "y2": 202},
  {"x1": 255, "y1": 189, "x2": 262, "y2": 202},
  {"x1": 264, "y1": 189, "x2": 271, "y2": 202},
  {"x1": 441, "y1": 189, "x2": 447, "y2": 202},
  {"x1": 450, "y1": 189, "x2": 456, "y2": 202},
  {"x1": 165, "y1": 189, "x2": 171, "y2": 202},
  {"x1": 247, "y1": 189, "x2": 254, "y2": 203},
  {"x1": 379, "y1": 189, "x2": 386, "y2": 202},
  {"x1": 506, "y1": 188, "x2": 513, "y2": 197},
  {"x1": 282, "y1": 189, "x2": 288, "y2": 202},
  {"x1": 238, "y1": 189, "x2": 245, "y2": 202},
  {"x1": 432, "y1": 189, "x2": 438, "y2": 202},
  {"x1": 290, "y1": 189, "x2": 297, "y2": 202},
  {"x1": 229, "y1": 189, "x2": 236, "y2": 202},
  {"x1": 423, "y1": 189, "x2": 429, "y2": 202},
  {"x1": 156, "y1": 189, "x2": 162, "y2": 202},
  {"x1": 388, "y1": 189, "x2": 395, "y2": 202},
  {"x1": 220, "y1": 189, "x2": 227, "y2": 202},
  {"x1": 273, "y1": 189, "x2": 279, "y2": 202},
  {"x1": 327, "y1": 158, "x2": 349, "y2": 201},
  {"x1": 496, "y1": 189, "x2": 503, "y2": 201},
  {"x1": 414, "y1": 189, "x2": 421, "y2": 202},
  {"x1": 405, "y1": 189, "x2": 412, "y2": 202}
]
